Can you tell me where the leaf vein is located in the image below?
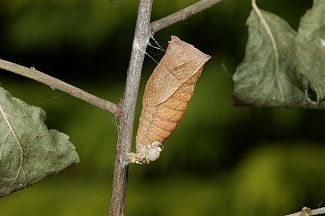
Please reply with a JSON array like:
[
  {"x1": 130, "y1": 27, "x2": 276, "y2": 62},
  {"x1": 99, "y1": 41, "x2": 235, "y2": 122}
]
[
  {"x1": 252, "y1": 0, "x2": 285, "y2": 102},
  {"x1": 0, "y1": 104, "x2": 25, "y2": 182}
]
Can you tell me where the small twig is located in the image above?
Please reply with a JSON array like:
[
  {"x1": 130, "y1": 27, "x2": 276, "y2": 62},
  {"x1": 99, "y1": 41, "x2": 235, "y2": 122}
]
[
  {"x1": 0, "y1": 59, "x2": 118, "y2": 115},
  {"x1": 285, "y1": 207, "x2": 325, "y2": 216},
  {"x1": 151, "y1": 0, "x2": 223, "y2": 33},
  {"x1": 109, "y1": 0, "x2": 153, "y2": 215}
]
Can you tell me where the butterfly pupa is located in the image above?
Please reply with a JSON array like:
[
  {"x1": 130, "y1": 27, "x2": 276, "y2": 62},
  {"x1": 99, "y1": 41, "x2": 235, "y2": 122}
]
[{"x1": 128, "y1": 36, "x2": 211, "y2": 164}]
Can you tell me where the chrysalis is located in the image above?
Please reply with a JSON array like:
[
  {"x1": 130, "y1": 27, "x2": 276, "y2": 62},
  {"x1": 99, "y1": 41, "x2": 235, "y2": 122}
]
[{"x1": 128, "y1": 36, "x2": 211, "y2": 164}]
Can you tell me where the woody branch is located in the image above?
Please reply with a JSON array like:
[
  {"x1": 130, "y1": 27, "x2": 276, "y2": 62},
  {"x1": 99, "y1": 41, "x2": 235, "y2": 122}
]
[
  {"x1": 151, "y1": 0, "x2": 222, "y2": 33},
  {"x1": 285, "y1": 207, "x2": 325, "y2": 216},
  {"x1": 0, "y1": 59, "x2": 118, "y2": 114},
  {"x1": 0, "y1": 0, "x2": 222, "y2": 215},
  {"x1": 109, "y1": 0, "x2": 222, "y2": 215}
]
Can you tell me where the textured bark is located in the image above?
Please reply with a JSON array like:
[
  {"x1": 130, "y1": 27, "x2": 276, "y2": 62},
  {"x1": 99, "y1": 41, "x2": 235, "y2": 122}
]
[{"x1": 108, "y1": 0, "x2": 153, "y2": 215}]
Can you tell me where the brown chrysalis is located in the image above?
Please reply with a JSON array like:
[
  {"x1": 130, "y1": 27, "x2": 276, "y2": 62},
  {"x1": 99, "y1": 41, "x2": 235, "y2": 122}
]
[{"x1": 128, "y1": 36, "x2": 211, "y2": 164}]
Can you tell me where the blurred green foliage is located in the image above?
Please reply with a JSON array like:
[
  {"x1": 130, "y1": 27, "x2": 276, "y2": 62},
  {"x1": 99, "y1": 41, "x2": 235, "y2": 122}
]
[{"x1": 0, "y1": 0, "x2": 324, "y2": 215}]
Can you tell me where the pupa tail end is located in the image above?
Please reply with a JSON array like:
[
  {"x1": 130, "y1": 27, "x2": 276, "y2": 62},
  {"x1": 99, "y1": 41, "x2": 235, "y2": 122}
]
[{"x1": 127, "y1": 141, "x2": 162, "y2": 164}]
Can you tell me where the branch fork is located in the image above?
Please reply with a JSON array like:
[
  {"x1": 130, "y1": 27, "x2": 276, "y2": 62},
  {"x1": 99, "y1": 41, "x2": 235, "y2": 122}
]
[{"x1": 0, "y1": 0, "x2": 222, "y2": 215}]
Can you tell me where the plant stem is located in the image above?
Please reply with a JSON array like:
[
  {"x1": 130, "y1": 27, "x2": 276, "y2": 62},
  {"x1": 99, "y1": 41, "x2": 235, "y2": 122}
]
[
  {"x1": 108, "y1": 0, "x2": 153, "y2": 215},
  {"x1": 285, "y1": 207, "x2": 325, "y2": 216},
  {"x1": 109, "y1": 0, "x2": 224, "y2": 215},
  {"x1": 151, "y1": 0, "x2": 223, "y2": 33},
  {"x1": 0, "y1": 59, "x2": 118, "y2": 114}
]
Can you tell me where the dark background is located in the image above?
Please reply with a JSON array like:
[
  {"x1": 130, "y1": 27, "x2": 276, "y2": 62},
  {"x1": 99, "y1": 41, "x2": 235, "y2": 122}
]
[{"x1": 1, "y1": 0, "x2": 324, "y2": 215}]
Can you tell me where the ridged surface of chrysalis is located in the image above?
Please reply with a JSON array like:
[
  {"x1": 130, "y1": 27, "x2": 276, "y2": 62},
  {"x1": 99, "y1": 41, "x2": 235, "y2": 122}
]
[{"x1": 129, "y1": 36, "x2": 210, "y2": 164}]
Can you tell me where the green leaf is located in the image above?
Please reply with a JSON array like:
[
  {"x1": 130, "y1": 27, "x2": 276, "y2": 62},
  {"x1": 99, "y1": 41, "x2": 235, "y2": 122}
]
[
  {"x1": 292, "y1": 0, "x2": 325, "y2": 104},
  {"x1": 233, "y1": 8, "x2": 307, "y2": 107},
  {"x1": 0, "y1": 86, "x2": 79, "y2": 197}
]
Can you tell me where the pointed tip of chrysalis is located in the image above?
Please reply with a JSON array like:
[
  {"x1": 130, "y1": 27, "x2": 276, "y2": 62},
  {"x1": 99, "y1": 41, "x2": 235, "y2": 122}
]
[
  {"x1": 168, "y1": 35, "x2": 212, "y2": 61},
  {"x1": 170, "y1": 35, "x2": 181, "y2": 41},
  {"x1": 169, "y1": 35, "x2": 184, "y2": 46}
]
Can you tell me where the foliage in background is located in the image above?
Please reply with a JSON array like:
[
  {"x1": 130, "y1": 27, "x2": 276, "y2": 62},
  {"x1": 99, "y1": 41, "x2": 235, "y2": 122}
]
[
  {"x1": 233, "y1": 1, "x2": 325, "y2": 108},
  {"x1": 0, "y1": 0, "x2": 324, "y2": 215},
  {"x1": 1, "y1": 0, "x2": 136, "y2": 51},
  {"x1": 0, "y1": 85, "x2": 79, "y2": 197}
]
